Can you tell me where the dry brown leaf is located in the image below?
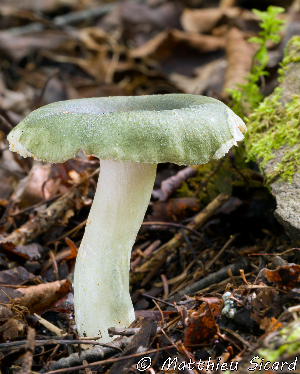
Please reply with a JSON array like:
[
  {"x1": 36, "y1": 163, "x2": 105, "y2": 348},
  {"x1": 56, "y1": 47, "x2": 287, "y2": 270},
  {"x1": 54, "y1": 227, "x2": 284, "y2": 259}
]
[
  {"x1": 61, "y1": 209, "x2": 75, "y2": 226},
  {"x1": 170, "y1": 59, "x2": 226, "y2": 95},
  {"x1": 13, "y1": 164, "x2": 60, "y2": 209},
  {"x1": 259, "y1": 316, "x2": 282, "y2": 332},
  {"x1": 251, "y1": 288, "x2": 282, "y2": 325},
  {"x1": 14, "y1": 279, "x2": 71, "y2": 314},
  {"x1": 184, "y1": 298, "x2": 221, "y2": 348},
  {"x1": 0, "y1": 30, "x2": 76, "y2": 62},
  {"x1": 148, "y1": 198, "x2": 200, "y2": 223},
  {"x1": 181, "y1": 8, "x2": 229, "y2": 34},
  {"x1": 0, "y1": 181, "x2": 88, "y2": 246},
  {"x1": 129, "y1": 29, "x2": 225, "y2": 60},
  {"x1": 0, "y1": 266, "x2": 35, "y2": 286},
  {"x1": 0, "y1": 318, "x2": 26, "y2": 341},
  {"x1": 65, "y1": 237, "x2": 78, "y2": 259},
  {"x1": 263, "y1": 264, "x2": 300, "y2": 289},
  {"x1": 222, "y1": 27, "x2": 256, "y2": 96}
]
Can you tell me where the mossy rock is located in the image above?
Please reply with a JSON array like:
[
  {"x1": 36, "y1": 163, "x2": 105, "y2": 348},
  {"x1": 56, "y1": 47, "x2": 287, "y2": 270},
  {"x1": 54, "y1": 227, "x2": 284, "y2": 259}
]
[{"x1": 244, "y1": 36, "x2": 300, "y2": 245}]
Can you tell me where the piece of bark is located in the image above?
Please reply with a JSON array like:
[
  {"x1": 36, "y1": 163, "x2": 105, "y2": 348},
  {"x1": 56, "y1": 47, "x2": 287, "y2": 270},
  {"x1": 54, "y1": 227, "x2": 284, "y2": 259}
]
[
  {"x1": 130, "y1": 193, "x2": 230, "y2": 285},
  {"x1": 222, "y1": 27, "x2": 256, "y2": 96},
  {"x1": 40, "y1": 336, "x2": 133, "y2": 372}
]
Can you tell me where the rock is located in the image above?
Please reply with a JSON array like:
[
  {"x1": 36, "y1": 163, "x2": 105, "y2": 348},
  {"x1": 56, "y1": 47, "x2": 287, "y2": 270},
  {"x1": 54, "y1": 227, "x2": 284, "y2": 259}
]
[{"x1": 245, "y1": 36, "x2": 300, "y2": 245}]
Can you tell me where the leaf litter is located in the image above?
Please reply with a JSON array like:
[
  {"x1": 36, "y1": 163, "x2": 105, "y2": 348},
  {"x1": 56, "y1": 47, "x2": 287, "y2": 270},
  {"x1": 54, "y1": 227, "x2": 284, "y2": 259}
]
[{"x1": 0, "y1": 0, "x2": 299, "y2": 373}]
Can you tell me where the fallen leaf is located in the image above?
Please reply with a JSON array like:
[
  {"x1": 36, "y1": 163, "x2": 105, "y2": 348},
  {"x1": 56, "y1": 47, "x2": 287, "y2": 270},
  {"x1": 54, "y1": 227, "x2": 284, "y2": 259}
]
[
  {"x1": 0, "y1": 279, "x2": 71, "y2": 316},
  {"x1": 148, "y1": 198, "x2": 200, "y2": 222},
  {"x1": 259, "y1": 316, "x2": 282, "y2": 332},
  {"x1": 129, "y1": 29, "x2": 225, "y2": 60},
  {"x1": 13, "y1": 164, "x2": 60, "y2": 209},
  {"x1": 0, "y1": 242, "x2": 42, "y2": 260},
  {"x1": 251, "y1": 288, "x2": 282, "y2": 325},
  {"x1": 222, "y1": 27, "x2": 256, "y2": 96},
  {"x1": 169, "y1": 58, "x2": 226, "y2": 95},
  {"x1": 0, "y1": 266, "x2": 35, "y2": 286},
  {"x1": 0, "y1": 318, "x2": 26, "y2": 341},
  {"x1": 184, "y1": 297, "x2": 222, "y2": 347},
  {"x1": 263, "y1": 264, "x2": 300, "y2": 289}
]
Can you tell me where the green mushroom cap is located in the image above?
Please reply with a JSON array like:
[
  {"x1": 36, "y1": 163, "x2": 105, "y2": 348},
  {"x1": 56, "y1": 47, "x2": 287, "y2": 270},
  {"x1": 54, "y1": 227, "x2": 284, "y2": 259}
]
[{"x1": 7, "y1": 94, "x2": 245, "y2": 165}]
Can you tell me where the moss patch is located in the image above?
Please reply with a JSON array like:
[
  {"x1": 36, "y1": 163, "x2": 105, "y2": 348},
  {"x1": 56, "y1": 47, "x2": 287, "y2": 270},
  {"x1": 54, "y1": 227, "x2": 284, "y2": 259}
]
[{"x1": 245, "y1": 36, "x2": 300, "y2": 184}]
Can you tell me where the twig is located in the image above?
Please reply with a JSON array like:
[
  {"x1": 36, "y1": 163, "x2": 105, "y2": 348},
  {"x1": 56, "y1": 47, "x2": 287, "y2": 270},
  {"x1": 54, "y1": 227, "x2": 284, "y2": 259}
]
[
  {"x1": 142, "y1": 221, "x2": 207, "y2": 242},
  {"x1": 172, "y1": 257, "x2": 250, "y2": 298},
  {"x1": 9, "y1": 193, "x2": 63, "y2": 216},
  {"x1": 1, "y1": 168, "x2": 99, "y2": 246},
  {"x1": 108, "y1": 327, "x2": 140, "y2": 337},
  {"x1": 204, "y1": 234, "x2": 238, "y2": 270},
  {"x1": 0, "y1": 113, "x2": 13, "y2": 130},
  {"x1": 45, "y1": 219, "x2": 87, "y2": 246},
  {"x1": 19, "y1": 327, "x2": 36, "y2": 374},
  {"x1": 220, "y1": 326, "x2": 254, "y2": 349},
  {"x1": 0, "y1": 339, "x2": 123, "y2": 353},
  {"x1": 180, "y1": 227, "x2": 201, "y2": 267},
  {"x1": 142, "y1": 293, "x2": 175, "y2": 308},
  {"x1": 49, "y1": 250, "x2": 59, "y2": 281},
  {"x1": 0, "y1": 200, "x2": 13, "y2": 225},
  {"x1": 130, "y1": 193, "x2": 230, "y2": 285},
  {"x1": 41, "y1": 343, "x2": 173, "y2": 373}
]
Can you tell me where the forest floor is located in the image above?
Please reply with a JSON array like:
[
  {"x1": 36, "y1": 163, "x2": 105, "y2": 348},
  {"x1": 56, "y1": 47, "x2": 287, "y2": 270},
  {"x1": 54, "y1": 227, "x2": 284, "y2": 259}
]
[{"x1": 0, "y1": 0, "x2": 300, "y2": 373}]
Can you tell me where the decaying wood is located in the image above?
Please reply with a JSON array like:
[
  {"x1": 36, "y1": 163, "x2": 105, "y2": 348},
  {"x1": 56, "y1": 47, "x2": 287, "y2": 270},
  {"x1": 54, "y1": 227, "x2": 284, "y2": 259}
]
[{"x1": 130, "y1": 193, "x2": 230, "y2": 285}]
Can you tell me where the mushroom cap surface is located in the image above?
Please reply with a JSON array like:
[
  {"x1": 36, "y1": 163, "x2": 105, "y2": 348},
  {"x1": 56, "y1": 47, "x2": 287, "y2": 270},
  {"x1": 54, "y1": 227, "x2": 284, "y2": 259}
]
[{"x1": 8, "y1": 94, "x2": 245, "y2": 165}]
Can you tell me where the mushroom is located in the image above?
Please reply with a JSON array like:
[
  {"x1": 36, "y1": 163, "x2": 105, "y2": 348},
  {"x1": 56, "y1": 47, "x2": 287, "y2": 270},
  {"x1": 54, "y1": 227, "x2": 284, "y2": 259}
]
[{"x1": 7, "y1": 94, "x2": 246, "y2": 342}]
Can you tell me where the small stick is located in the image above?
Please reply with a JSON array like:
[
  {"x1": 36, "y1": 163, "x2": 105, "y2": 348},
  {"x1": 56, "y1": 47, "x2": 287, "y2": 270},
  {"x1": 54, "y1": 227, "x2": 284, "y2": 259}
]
[
  {"x1": 227, "y1": 268, "x2": 238, "y2": 287},
  {"x1": 0, "y1": 339, "x2": 123, "y2": 353},
  {"x1": 220, "y1": 326, "x2": 254, "y2": 349},
  {"x1": 205, "y1": 234, "x2": 238, "y2": 270},
  {"x1": 19, "y1": 327, "x2": 36, "y2": 374},
  {"x1": 43, "y1": 346, "x2": 175, "y2": 374},
  {"x1": 49, "y1": 250, "x2": 59, "y2": 281},
  {"x1": 130, "y1": 193, "x2": 230, "y2": 285},
  {"x1": 142, "y1": 293, "x2": 175, "y2": 308}
]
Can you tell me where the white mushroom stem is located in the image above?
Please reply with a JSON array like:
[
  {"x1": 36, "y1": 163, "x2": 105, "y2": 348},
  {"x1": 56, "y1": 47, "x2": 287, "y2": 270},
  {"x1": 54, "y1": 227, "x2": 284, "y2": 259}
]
[{"x1": 74, "y1": 159, "x2": 157, "y2": 342}]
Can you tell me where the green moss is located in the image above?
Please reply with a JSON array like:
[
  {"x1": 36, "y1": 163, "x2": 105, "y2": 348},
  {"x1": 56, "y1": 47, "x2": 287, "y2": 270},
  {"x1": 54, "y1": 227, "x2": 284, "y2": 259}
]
[{"x1": 245, "y1": 36, "x2": 300, "y2": 184}]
